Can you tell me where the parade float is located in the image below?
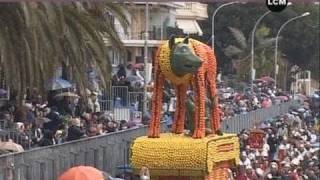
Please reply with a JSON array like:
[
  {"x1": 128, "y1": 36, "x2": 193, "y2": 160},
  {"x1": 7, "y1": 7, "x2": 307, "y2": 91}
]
[{"x1": 131, "y1": 37, "x2": 240, "y2": 180}]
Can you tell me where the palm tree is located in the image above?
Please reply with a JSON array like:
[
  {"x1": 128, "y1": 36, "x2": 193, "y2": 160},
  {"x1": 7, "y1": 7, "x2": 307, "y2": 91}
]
[
  {"x1": 223, "y1": 25, "x2": 278, "y2": 80},
  {"x1": 0, "y1": 2, "x2": 128, "y2": 102}
]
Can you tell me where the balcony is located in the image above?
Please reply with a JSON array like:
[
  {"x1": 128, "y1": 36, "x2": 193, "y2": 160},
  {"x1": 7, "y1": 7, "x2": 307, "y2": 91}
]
[
  {"x1": 175, "y1": 2, "x2": 208, "y2": 20},
  {"x1": 115, "y1": 23, "x2": 166, "y2": 40}
]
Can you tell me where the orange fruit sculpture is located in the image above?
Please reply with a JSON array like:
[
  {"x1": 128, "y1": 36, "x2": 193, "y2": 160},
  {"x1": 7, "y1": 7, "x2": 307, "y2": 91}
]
[{"x1": 148, "y1": 37, "x2": 220, "y2": 139}]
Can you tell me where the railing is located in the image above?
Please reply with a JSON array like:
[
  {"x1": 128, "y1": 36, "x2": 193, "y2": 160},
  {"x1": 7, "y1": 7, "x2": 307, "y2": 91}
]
[
  {"x1": 0, "y1": 130, "x2": 32, "y2": 150},
  {"x1": 115, "y1": 23, "x2": 164, "y2": 40},
  {"x1": 0, "y1": 124, "x2": 167, "y2": 180},
  {"x1": 99, "y1": 86, "x2": 147, "y2": 121},
  {"x1": 221, "y1": 100, "x2": 300, "y2": 133},
  {"x1": 0, "y1": 101, "x2": 300, "y2": 180}
]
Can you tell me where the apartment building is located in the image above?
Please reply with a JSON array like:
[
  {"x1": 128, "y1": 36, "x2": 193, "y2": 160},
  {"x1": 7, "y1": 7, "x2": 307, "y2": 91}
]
[{"x1": 105, "y1": 2, "x2": 208, "y2": 81}]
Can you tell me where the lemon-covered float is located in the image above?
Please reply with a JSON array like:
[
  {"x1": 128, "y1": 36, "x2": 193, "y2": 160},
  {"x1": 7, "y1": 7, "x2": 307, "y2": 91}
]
[{"x1": 131, "y1": 37, "x2": 240, "y2": 180}]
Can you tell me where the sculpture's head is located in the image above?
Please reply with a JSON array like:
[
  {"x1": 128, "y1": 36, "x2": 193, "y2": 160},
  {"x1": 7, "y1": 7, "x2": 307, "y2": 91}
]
[{"x1": 169, "y1": 36, "x2": 202, "y2": 77}]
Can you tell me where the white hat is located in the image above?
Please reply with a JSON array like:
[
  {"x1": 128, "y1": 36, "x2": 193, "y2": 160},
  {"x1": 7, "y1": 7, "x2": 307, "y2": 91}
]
[
  {"x1": 85, "y1": 89, "x2": 91, "y2": 95},
  {"x1": 24, "y1": 103, "x2": 33, "y2": 109},
  {"x1": 261, "y1": 151, "x2": 268, "y2": 157},
  {"x1": 283, "y1": 136, "x2": 288, "y2": 141},
  {"x1": 294, "y1": 132, "x2": 301, "y2": 137},
  {"x1": 92, "y1": 91, "x2": 98, "y2": 96},
  {"x1": 246, "y1": 165, "x2": 252, "y2": 170},
  {"x1": 312, "y1": 156, "x2": 318, "y2": 160},
  {"x1": 255, "y1": 151, "x2": 261, "y2": 157},
  {"x1": 256, "y1": 168, "x2": 264, "y2": 176},
  {"x1": 71, "y1": 118, "x2": 81, "y2": 127},
  {"x1": 299, "y1": 144, "x2": 304, "y2": 148},
  {"x1": 267, "y1": 174, "x2": 273, "y2": 179},
  {"x1": 284, "y1": 163, "x2": 291, "y2": 168},
  {"x1": 270, "y1": 162, "x2": 278, "y2": 168},
  {"x1": 291, "y1": 158, "x2": 300, "y2": 166},
  {"x1": 241, "y1": 151, "x2": 247, "y2": 157},
  {"x1": 15, "y1": 122, "x2": 24, "y2": 130}
]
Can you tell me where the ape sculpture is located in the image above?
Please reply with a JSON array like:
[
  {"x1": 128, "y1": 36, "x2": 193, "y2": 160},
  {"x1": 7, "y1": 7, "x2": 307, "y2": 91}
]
[{"x1": 148, "y1": 36, "x2": 220, "y2": 139}]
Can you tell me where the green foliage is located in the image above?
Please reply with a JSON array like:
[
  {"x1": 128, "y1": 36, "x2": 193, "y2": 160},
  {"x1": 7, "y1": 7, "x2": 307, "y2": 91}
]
[
  {"x1": 0, "y1": 2, "x2": 129, "y2": 102},
  {"x1": 199, "y1": 3, "x2": 319, "y2": 81},
  {"x1": 222, "y1": 25, "x2": 276, "y2": 80}
]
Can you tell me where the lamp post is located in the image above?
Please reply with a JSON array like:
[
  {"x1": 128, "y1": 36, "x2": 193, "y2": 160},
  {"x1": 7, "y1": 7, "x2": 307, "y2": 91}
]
[
  {"x1": 274, "y1": 12, "x2": 310, "y2": 89},
  {"x1": 143, "y1": 2, "x2": 149, "y2": 115},
  {"x1": 211, "y1": 1, "x2": 243, "y2": 51},
  {"x1": 250, "y1": 10, "x2": 272, "y2": 94}
]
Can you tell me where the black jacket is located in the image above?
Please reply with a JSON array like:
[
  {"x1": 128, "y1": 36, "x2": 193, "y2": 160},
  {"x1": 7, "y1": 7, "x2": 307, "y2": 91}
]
[{"x1": 66, "y1": 126, "x2": 85, "y2": 141}]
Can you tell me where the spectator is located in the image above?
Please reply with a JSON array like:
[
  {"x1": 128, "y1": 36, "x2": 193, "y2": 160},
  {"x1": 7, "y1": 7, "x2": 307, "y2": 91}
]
[
  {"x1": 66, "y1": 118, "x2": 85, "y2": 141},
  {"x1": 117, "y1": 64, "x2": 126, "y2": 79},
  {"x1": 38, "y1": 129, "x2": 55, "y2": 147},
  {"x1": 43, "y1": 106, "x2": 62, "y2": 134},
  {"x1": 245, "y1": 165, "x2": 258, "y2": 180},
  {"x1": 87, "y1": 92, "x2": 101, "y2": 113}
]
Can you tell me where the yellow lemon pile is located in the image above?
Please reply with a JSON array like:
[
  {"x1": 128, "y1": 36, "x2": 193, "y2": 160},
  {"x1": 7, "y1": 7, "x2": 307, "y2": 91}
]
[{"x1": 131, "y1": 133, "x2": 240, "y2": 176}]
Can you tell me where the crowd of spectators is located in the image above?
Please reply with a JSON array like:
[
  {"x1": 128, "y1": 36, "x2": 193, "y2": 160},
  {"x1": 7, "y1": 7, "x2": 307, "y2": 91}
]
[
  {"x1": 229, "y1": 97, "x2": 319, "y2": 180},
  {"x1": 0, "y1": 89, "x2": 142, "y2": 154},
  {"x1": 112, "y1": 64, "x2": 145, "y2": 92},
  {"x1": 217, "y1": 78, "x2": 292, "y2": 120}
]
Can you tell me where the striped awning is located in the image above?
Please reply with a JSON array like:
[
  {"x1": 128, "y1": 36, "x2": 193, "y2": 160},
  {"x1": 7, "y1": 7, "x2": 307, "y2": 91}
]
[{"x1": 176, "y1": 19, "x2": 203, "y2": 36}]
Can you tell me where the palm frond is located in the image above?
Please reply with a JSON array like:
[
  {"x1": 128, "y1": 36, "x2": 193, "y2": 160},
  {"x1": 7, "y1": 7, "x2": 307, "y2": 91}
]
[
  {"x1": 223, "y1": 45, "x2": 243, "y2": 58},
  {"x1": 228, "y1": 27, "x2": 247, "y2": 49}
]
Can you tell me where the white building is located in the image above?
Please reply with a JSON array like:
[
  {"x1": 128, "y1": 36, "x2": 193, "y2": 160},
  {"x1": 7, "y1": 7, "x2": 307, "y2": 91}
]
[{"x1": 105, "y1": 2, "x2": 208, "y2": 78}]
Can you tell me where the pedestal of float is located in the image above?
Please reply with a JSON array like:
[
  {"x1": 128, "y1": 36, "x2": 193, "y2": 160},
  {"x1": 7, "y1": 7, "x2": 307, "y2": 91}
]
[{"x1": 131, "y1": 133, "x2": 240, "y2": 180}]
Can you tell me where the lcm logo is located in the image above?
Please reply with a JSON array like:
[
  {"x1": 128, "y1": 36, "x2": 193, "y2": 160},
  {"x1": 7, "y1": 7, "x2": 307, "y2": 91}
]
[{"x1": 266, "y1": 0, "x2": 288, "y2": 12}]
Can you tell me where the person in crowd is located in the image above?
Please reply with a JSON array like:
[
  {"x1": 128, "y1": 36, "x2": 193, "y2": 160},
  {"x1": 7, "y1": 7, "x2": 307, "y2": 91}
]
[
  {"x1": 236, "y1": 165, "x2": 248, "y2": 180},
  {"x1": 87, "y1": 126, "x2": 98, "y2": 137},
  {"x1": 0, "y1": 111, "x2": 14, "y2": 129},
  {"x1": 38, "y1": 129, "x2": 55, "y2": 147},
  {"x1": 139, "y1": 167, "x2": 150, "y2": 180},
  {"x1": 13, "y1": 122, "x2": 31, "y2": 149},
  {"x1": 66, "y1": 118, "x2": 85, "y2": 141},
  {"x1": 25, "y1": 103, "x2": 36, "y2": 124},
  {"x1": 117, "y1": 64, "x2": 127, "y2": 79},
  {"x1": 239, "y1": 151, "x2": 251, "y2": 167},
  {"x1": 118, "y1": 120, "x2": 128, "y2": 131},
  {"x1": 233, "y1": 101, "x2": 319, "y2": 180},
  {"x1": 43, "y1": 106, "x2": 62, "y2": 134},
  {"x1": 267, "y1": 130, "x2": 278, "y2": 160},
  {"x1": 87, "y1": 92, "x2": 101, "y2": 113},
  {"x1": 30, "y1": 122, "x2": 42, "y2": 146},
  {"x1": 245, "y1": 165, "x2": 258, "y2": 180},
  {"x1": 55, "y1": 130, "x2": 65, "y2": 144}
]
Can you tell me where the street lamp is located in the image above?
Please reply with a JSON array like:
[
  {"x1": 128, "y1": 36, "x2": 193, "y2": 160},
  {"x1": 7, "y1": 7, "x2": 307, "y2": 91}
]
[
  {"x1": 250, "y1": 10, "x2": 272, "y2": 93},
  {"x1": 211, "y1": 1, "x2": 245, "y2": 51},
  {"x1": 143, "y1": 2, "x2": 149, "y2": 115},
  {"x1": 250, "y1": 2, "x2": 292, "y2": 94},
  {"x1": 274, "y1": 12, "x2": 310, "y2": 89}
]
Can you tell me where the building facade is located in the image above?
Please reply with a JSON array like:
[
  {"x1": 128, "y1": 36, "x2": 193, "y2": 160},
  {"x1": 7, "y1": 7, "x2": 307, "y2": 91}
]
[{"x1": 105, "y1": 2, "x2": 208, "y2": 81}]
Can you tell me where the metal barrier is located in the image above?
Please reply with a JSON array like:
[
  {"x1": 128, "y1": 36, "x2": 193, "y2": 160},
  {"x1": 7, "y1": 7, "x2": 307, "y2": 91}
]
[
  {"x1": 0, "y1": 130, "x2": 32, "y2": 150},
  {"x1": 0, "y1": 124, "x2": 167, "y2": 180},
  {"x1": 0, "y1": 120, "x2": 7, "y2": 130},
  {"x1": 221, "y1": 100, "x2": 300, "y2": 133},
  {"x1": 0, "y1": 101, "x2": 300, "y2": 180},
  {"x1": 112, "y1": 86, "x2": 129, "y2": 108},
  {"x1": 128, "y1": 92, "x2": 143, "y2": 111},
  {"x1": 99, "y1": 86, "x2": 147, "y2": 121}
]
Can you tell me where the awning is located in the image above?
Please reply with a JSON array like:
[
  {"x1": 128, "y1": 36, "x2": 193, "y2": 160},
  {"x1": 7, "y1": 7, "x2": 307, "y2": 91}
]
[
  {"x1": 176, "y1": 19, "x2": 203, "y2": 36},
  {"x1": 104, "y1": 39, "x2": 163, "y2": 47}
]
